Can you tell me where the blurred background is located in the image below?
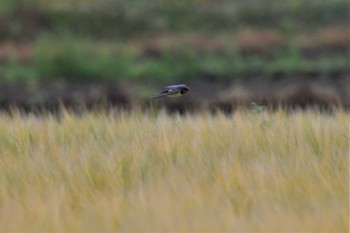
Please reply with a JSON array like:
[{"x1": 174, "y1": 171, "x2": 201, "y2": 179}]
[{"x1": 0, "y1": 0, "x2": 349, "y2": 111}]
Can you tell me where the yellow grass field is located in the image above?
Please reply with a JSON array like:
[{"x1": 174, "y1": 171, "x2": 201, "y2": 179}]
[{"x1": 0, "y1": 108, "x2": 348, "y2": 232}]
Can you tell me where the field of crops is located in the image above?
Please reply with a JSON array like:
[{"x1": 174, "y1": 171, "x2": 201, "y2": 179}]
[{"x1": 0, "y1": 108, "x2": 347, "y2": 232}]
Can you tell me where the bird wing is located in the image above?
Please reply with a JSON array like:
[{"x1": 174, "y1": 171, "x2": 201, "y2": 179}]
[
  {"x1": 165, "y1": 84, "x2": 187, "y2": 89},
  {"x1": 165, "y1": 87, "x2": 182, "y2": 95}
]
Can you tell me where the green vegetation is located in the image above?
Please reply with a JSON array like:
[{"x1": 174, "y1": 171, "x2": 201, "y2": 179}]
[
  {"x1": 0, "y1": 0, "x2": 348, "y2": 39},
  {"x1": 34, "y1": 36, "x2": 133, "y2": 82},
  {"x1": 0, "y1": 35, "x2": 346, "y2": 84},
  {"x1": 0, "y1": 109, "x2": 347, "y2": 231},
  {"x1": 2, "y1": 57, "x2": 38, "y2": 84},
  {"x1": 0, "y1": 0, "x2": 349, "y2": 84}
]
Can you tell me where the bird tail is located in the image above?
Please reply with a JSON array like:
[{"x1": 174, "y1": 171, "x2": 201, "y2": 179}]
[{"x1": 149, "y1": 93, "x2": 168, "y2": 100}]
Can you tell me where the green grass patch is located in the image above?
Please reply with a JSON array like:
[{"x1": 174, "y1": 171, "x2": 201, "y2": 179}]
[
  {"x1": 0, "y1": 36, "x2": 348, "y2": 84},
  {"x1": 1, "y1": 57, "x2": 38, "y2": 84},
  {"x1": 34, "y1": 36, "x2": 134, "y2": 82}
]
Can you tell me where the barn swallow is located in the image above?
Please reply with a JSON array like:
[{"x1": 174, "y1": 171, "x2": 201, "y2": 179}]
[{"x1": 150, "y1": 84, "x2": 190, "y2": 99}]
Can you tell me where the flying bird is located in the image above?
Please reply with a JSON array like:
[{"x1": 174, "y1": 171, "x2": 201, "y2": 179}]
[{"x1": 150, "y1": 84, "x2": 190, "y2": 100}]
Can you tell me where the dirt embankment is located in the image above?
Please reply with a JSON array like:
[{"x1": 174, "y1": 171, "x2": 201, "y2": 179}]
[{"x1": 0, "y1": 78, "x2": 348, "y2": 113}]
